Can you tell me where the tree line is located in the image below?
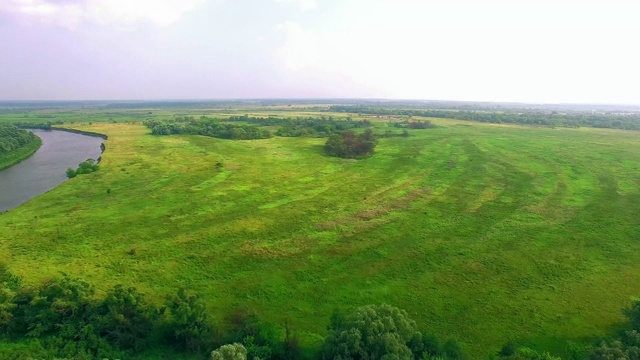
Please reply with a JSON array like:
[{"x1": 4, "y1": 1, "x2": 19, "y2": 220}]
[
  {"x1": 328, "y1": 105, "x2": 640, "y2": 130},
  {"x1": 0, "y1": 124, "x2": 38, "y2": 155},
  {"x1": 144, "y1": 118, "x2": 272, "y2": 140},
  {"x1": 225, "y1": 115, "x2": 371, "y2": 137},
  {"x1": 0, "y1": 269, "x2": 462, "y2": 360},
  {"x1": 1, "y1": 267, "x2": 640, "y2": 359},
  {"x1": 144, "y1": 115, "x2": 373, "y2": 141}
]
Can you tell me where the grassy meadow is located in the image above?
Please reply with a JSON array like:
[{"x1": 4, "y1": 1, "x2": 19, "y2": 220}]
[{"x1": 1, "y1": 111, "x2": 640, "y2": 357}]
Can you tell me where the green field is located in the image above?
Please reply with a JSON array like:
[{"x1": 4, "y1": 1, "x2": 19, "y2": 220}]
[
  {"x1": 1, "y1": 114, "x2": 639, "y2": 357},
  {"x1": 0, "y1": 135, "x2": 41, "y2": 170}
]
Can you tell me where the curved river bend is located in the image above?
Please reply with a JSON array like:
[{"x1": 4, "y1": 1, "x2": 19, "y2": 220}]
[{"x1": 0, "y1": 129, "x2": 105, "y2": 212}]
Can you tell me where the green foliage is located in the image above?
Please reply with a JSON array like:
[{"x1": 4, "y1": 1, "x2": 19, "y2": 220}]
[
  {"x1": 0, "y1": 124, "x2": 41, "y2": 169},
  {"x1": 322, "y1": 304, "x2": 448, "y2": 360},
  {"x1": 165, "y1": 288, "x2": 213, "y2": 352},
  {"x1": 225, "y1": 114, "x2": 371, "y2": 137},
  {"x1": 65, "y1": 168, "x2": 77, "y2": 178},
  {"x1": 145, "y1": 117, "x2": 271, "y2": 140},
  {"x1": 324, "y1": 130, "x2": 377, "y2": 159},
  {"x1": 496, "y1": 346, "x2": 561, "y2": 360},
  {"x1": 66, "y1": 158, "x2": 99, "y2": 178},
  {"x1": 590, "y1": 331, "x2": 640, "y2": 360},
  {"x1": 94, "y1": 285, "x2": 156, "y2": 351},
  {"x1": 625, "y1": 300, "x2": 640, "y2": 331},
  {"x1": 1, "y1": 275, "x2": 167, "y2": 358},
  {"x1": 211, "y1": 342, "x2": 248, "y2": 360},
  {"x1": 222, "y1": 309, "x2": 283, "y2": 360},
  {"x1": 0, "y1": 124, "x2": 37, "y2": 155}
]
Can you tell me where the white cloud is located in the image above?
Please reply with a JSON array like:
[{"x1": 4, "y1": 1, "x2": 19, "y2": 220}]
[
  {"x1": 275, "y1": 19, "x2": 640, "y2": 103},
  {"x1": 0, "y1": 0, "x2": 208, "y2": 30},
  {"x1": 276, "y1": 0, "x2": 318, "y2": 12}
]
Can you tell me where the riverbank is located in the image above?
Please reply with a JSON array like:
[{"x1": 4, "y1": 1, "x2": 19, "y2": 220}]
[
  {"x1": 0, "y1": 135, "x2": 42, "y2": 170},
  {"x1": 0, "y1": 128, "x2": 105, "y2": 212},
  {"x1": 50, "y1": 127, "x2": 108, "y2": 162},
  {"x1": 51, "y1": 127, "x2": 108, "y2": 140}
]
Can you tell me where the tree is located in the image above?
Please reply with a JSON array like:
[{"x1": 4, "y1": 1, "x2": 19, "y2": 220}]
[
  {"x1": 322, "y1": 304, "x2": 429, "y2": 360},
  {"x1": 93, "y1": 285, "x2": 156, "y2": 351},
  {"x1": 625, "y1": 300, "x2": 640, "y2": 331},
  {"x1": 165, "y1": 288, "x2": 212, "y2": 352},
  {"x1": 590, "y1": 331, "x2": 640, "y2": 360},
  {"x1": 211, "y1": 343, "x2": 248, "y2": 360}
]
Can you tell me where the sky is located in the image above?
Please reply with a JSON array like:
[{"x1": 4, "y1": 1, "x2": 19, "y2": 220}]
[{"x1": 1, "y1": 0, "x2": 639, "y2": 103}]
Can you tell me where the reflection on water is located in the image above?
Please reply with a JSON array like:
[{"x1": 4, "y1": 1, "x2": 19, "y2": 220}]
[{"x1": 0, "y1": 129, "x2": 104, "y2": 212}]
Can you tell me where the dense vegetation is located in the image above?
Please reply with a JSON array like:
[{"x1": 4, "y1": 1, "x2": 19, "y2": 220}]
[
  {"x1": 329, "y1": 105, "x2": 640, "y2": 130},
  {"x1": 145, "y1": 115, "x2": 372, "y2": 140},
  {"x1": 0, "y1": 123, "x2": 41, "y2": 169},
  {"x1": 66, "y1": 158, "x2": 100, "y2": 178},
  {"x1": 225, "y1": 115, "x2": 371, "y2": 137},
  {"x1": 0, "y1": 270, "x2": 461, "y2": 359},
  {"x1": 2, "y1": 268, "x2": 640, "y2": 359},
  {"x1": 0, "y1": 270, "x2": 285, "y2": 359},
  {"x1": 324, "y1": 130, "x2": 377, "y2": 158},
  {"x1": 145, "y1": 117, "x2": 271, "y2": 140}
]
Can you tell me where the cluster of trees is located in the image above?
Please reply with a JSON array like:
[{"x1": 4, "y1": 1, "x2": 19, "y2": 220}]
[
  {"x1": 0, "y1": 124, "x2": 38, "y2": 155},
  {"x1": 4, "y1": 266, "x2": 639, "y2": 359},
  {"x1": 66, "y1": 159, "x2": 99, "y2": 178},
  {"x1": 328, "y1": 105, "x2": 640, "y2": 130},
  {"x1": 324, "y1": 130, "x2": 377, "y2": 159},
  {"x1": 0, "y1": 268, "x2": 467, "y2": 360},
  {"x1": 224, "y1": 115, "x2": 371, "y2": 137},
  {"x1": 0, "y1": 271, "x2": 295, "y2": 360},
  {"x1": 322, "y1": 304, "x2": 464, "y2": 360},
  {"x1": 145, "y1": 115, "x2": 374, "y2": 141},
  {"x1": 144, "y1": 118, "x2": 271, "y2": 140}
]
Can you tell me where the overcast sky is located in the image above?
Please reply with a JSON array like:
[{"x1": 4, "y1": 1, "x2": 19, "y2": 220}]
[{"x1": 1, "y1": 0, "x2": 639, "y2": 103}]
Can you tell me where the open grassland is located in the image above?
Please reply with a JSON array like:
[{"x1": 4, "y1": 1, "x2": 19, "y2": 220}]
[{"x1": 1, "y1": 118, "x2": 639, "y2": 357}]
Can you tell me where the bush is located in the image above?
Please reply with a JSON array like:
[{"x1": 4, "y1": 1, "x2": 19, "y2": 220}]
[{"x1": 66, "y1": 159, "x2": 99, "y2": 178}]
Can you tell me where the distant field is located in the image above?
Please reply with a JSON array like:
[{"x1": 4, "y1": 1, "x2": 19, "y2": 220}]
[{"x1": 1, "y1": 113, "x2": 639, "y2": 357}]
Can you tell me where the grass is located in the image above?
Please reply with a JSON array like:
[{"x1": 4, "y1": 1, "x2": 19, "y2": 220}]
[
  {"x1": 0, "y1": 135, "x2": 42, "y2": 170},
  {"x1": 1, "y1": 115, "x2": 640, "y2": 358}
]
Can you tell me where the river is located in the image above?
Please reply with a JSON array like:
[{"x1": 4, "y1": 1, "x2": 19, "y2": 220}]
[{"x1": 0, "y1": 129, "x2": 105, "y2": 212}]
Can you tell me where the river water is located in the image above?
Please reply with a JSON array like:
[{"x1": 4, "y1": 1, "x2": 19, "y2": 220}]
[{"x1": 0, "y1": 129, "x2": 105, "y2": 212}]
